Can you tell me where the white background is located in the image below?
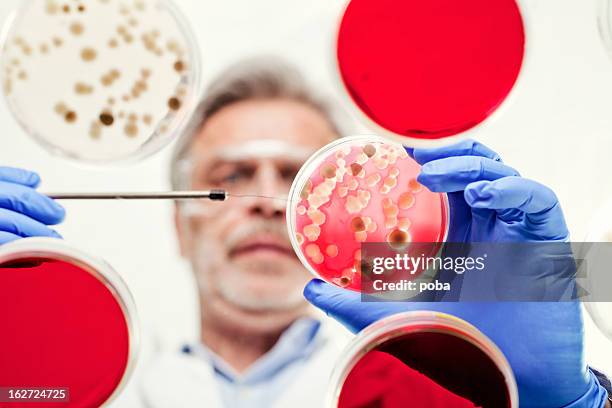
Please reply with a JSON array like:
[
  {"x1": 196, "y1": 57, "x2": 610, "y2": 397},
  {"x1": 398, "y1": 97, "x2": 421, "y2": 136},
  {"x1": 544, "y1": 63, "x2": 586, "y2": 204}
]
[{"x1": 1, "y1": 0, "x2": 612, "y2": 399}]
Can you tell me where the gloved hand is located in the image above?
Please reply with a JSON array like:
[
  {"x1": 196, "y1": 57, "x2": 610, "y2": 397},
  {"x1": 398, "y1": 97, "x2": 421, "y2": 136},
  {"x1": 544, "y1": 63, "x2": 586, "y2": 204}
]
[
  {"x1": 408, "y1": 139, "x2": 568, "y2": 243},
  {"x1": 305, "y1": 140, "x2": 609, "y2": 408},
  {"x1": 0, "y1": 167, "x2": 65, "y2": 245}
]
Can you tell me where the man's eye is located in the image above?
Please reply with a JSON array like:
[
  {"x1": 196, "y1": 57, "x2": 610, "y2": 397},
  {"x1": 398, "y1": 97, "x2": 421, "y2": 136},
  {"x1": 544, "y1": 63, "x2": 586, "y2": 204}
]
[
  {"x1": 217, "y1": 167, "x2": 254, "y2": 185},
  {"x1": 222, "y1": 171, "x2": 245, "y2": 183},
  {"x1": 280, "y1": 166, "x2": 300, "y2": 182}
]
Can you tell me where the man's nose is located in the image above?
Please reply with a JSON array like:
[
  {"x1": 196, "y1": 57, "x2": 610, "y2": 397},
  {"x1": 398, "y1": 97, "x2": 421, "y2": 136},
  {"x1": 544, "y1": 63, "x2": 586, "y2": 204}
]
[{"x1": 248, "y1": 165, "x2": 287, "y2": 219}]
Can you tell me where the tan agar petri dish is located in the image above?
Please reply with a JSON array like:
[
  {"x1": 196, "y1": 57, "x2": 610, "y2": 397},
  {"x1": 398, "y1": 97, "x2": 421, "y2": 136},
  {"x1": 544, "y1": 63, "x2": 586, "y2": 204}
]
[
  {"x1": 0, "y1": 238, "x2": 139, "y2": 407},
  {"x1": 327, "y1": 311, "x2": 518, "y2": 408},
  {"x1": 0, "y1": 0, "x2": 201, "y2": 164},
  {"x1": 287, "y1": 135, "x2": 449, "y2": 292}
]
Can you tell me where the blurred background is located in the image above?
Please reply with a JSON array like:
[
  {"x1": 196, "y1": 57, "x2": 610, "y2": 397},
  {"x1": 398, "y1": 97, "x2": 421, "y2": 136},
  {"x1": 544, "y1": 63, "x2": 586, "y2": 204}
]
[{"x1": 1, "y1": 0, "x2": 612, "y2": 402}]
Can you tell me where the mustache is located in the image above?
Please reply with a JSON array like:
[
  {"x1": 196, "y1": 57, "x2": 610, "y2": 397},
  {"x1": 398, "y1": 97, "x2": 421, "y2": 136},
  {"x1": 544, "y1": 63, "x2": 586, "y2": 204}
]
[{"x1": 225, "y1": 219, "x2": 290, "y2": 250}]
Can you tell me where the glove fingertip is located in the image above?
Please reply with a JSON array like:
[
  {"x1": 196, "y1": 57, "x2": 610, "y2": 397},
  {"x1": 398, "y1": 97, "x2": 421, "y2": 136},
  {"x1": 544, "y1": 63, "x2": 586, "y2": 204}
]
[
  {"x1": 38, "y1": 196, "x2": 66, "y2": 225},
  {"x1": 303, "y1": 279, "x2": 327, "y2": 304},
  {"x1": 463, "y1": 187, "x2": 480, "y2": 206},
  {"x1": 27, "y1": 172, "x2": 41, "y2": 188},
  {"x1": 0, "y1": 167, "x2": 41, "y2": 187},
  {"x1": 416, "y1": 172, "x2": 441, "y2": 192},
  {"x1": 51, "y1": 204, "x2": 67, "y2": 224}
]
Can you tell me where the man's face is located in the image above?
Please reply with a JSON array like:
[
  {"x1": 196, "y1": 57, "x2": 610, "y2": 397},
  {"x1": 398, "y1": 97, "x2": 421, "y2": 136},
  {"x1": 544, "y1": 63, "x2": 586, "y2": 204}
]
[{"x1": 176, "y1": 98, "x2": 337, "y2": 312}]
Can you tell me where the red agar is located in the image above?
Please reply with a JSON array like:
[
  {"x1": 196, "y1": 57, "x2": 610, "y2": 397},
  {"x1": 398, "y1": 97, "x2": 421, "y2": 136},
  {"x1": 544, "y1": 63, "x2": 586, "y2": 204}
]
[
  {"x1": 0, "y1": 259, "x2": 130, "y2": 407},
  {"x1": 294, "y1": 141, "x2": 448, "y2": 291},
  {"x1": 337, "y1": 0, "x2": 525, "y2": 140}
]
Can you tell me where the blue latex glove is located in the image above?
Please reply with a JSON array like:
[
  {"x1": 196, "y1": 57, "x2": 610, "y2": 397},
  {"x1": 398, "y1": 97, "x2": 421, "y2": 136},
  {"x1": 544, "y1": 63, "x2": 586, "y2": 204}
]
[
  {"x1": 305, "y1": 140, "x2": 608, "y2": 408},
  {"x1": 0, "y1": 167, "x2": 65, "y2": 245}
]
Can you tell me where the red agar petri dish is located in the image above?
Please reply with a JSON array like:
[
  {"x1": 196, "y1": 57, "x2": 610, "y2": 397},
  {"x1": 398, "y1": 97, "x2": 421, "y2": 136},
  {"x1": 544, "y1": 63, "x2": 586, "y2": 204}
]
[
  {"x1": 336, "y1": 0, "x2": 525, "y2": 145},
  {"x1": 287, "y1": 136, "x2": 449, "y2": 292},
  {"x1": 0, "y1": 238, "x2": 138, "y2": 408},
  {"x1": 331, "y1": 312, "x2": 518, "y2": 408}
]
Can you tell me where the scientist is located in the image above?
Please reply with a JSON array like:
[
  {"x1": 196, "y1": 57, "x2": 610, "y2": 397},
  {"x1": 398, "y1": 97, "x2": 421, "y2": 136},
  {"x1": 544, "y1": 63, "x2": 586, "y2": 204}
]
[
  {"x1": 138, "y1": 59, "x2": 350, "y2": 407},
  {"x1": 0, "y1": 57, "x2": 611, "y2": 407}
]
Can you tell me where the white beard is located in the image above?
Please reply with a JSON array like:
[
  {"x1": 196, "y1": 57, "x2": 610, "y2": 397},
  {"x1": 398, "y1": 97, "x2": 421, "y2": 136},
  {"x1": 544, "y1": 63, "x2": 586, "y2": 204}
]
[{"x1": 190, "y1": 233, "x2": 306, "y2": 312}]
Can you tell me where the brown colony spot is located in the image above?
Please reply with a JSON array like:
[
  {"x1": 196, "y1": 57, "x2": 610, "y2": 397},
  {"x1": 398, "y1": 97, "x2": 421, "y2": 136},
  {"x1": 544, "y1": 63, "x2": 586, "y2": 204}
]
[
  {"x1": 70, "y1": 22, "x2": 84, "y2": 36},
  {"x1": 54, "y1": 102, "x2": 68, "y2": 114},
  {"x1": 62, "y1": 4, "x2": 70, "y2": 13},
  {"x1": 81, "y1": 47, "x2": 97, "y2": 62},
  {"x1": 64, "y1": 111, "x2": 77, "y2": 123},
  {"x1": 387, "y1": 229, "x2": 409, "y2": 244},
  {"x1": 339, "y1": 276, "x2": 352, "y2": 286},
  {"x1": 300, "y1": 180, "x2": 312, "y2": 200},
  {"x1": 363, "y1": 144, "x2": 377, "y2": 157},
  {"x1": 174, "y1": 60, "x2": 185, "y2": 72},
  {"x1": 350, "y1": 163, "x2": 363, "y2": 176},
  {"x1": 78, "y1": 5, "x2": 85, "y2": 12},
  {"x1": 74, "y1": 82, "x2": 93, "y2": 95},
  {"x1": 320, "y1": 163, "x2": 337, "y2": 179},
  {"x1": 168, "y1": 97, "x2": 181, "y2": 110},
  {"x1": 99, "y1": 112, "x2": 114, "y2": 126},
  {"x1": 124, "y1": 123, "x2": 138, "y2": 137},
  {"x1": 351, "y1": 217, "x2": 366, "y2": 232}
]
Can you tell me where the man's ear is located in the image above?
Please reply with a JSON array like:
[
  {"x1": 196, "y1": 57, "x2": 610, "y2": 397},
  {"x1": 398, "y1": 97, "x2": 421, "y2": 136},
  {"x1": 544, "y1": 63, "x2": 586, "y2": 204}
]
[{"x1": 174, "y1": 203, "x2": 189, "y2": 258}]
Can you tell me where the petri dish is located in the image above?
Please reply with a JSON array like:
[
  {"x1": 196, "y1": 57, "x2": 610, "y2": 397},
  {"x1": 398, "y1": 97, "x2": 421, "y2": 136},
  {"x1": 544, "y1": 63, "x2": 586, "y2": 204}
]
[
  {"x1": 335, "y1": 0, "x2": 526, "y2": 147},
  {"x1": 0, "y1": 0, "x2": 201, "y2": 164},
  {"x1": 582, "y1": 199, "x2": 612, "y2": 344},
  {"x1": 0, "y1": 238, "x2": 138, "y2": 407},
  {"x1": 287, "y1": 135, "x2": 449, "y2": 292},
  {"x1": 599, "y1": 0, "x2": 612, "y2": 59},
  {"x1": 328, "y1": 311, "x2": 518, "y2": 408}
]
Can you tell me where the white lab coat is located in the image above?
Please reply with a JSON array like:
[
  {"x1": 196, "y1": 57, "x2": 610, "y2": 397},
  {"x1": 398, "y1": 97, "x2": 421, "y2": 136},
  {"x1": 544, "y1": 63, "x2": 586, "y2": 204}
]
[{"x1": 133, "y1": 319, "x2": 349, "y2": 408}]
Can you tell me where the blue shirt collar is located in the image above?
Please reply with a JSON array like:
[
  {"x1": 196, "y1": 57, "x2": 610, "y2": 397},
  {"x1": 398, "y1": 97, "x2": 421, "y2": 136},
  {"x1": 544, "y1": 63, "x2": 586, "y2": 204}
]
[{"x1": 182, "y1": 317, "x2": 322, "y2": 384}]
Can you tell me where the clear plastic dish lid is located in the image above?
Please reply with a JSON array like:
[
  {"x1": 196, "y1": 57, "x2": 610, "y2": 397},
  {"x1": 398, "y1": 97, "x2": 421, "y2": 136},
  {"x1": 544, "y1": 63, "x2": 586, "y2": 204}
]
[
  {"x1": 0, "y1": 0, "x2": 201, "y2": 164},
  {"x1": 335, "y1": 0, "x2": 526, "y2": 147},
  {"x1": 287, "y1": 135, "x2": 449, "y2": 292},
  {"x1": 0, "y1": 238, "x2": 139, "y2": 407}
]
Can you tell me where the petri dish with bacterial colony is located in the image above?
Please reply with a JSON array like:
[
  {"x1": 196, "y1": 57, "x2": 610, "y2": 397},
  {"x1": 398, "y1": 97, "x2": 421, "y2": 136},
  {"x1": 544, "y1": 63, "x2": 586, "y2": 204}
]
[
  {"x1": 287, "y1": 135, "x2": 449, "y2": 292},
  {"x1": 328, "y1": 312, "x2": 518, "y2": 408},
  {"x1": 0, "y1": 238, "x2": 138, "y2": 407},
  {"x1": 0, "y1": 0, "x2": 201, "y2": 164},
  {"x1": 335, "y1": 0, "x2": 526, "y2": 147}
]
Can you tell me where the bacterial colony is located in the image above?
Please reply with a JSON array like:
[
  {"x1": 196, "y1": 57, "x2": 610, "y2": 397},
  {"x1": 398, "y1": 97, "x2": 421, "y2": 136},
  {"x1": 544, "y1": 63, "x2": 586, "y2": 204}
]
[{"x1": 1, "y1": 0, "x2": 197, "y2": 162}]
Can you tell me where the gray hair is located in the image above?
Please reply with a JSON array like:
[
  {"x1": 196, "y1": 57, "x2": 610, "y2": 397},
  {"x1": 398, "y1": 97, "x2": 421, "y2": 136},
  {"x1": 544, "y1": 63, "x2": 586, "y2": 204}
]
[{"x1": 170, "y1": 57, "x2": 345, "y2": 189}]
